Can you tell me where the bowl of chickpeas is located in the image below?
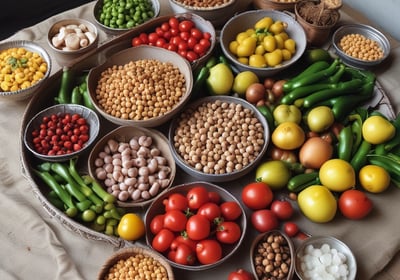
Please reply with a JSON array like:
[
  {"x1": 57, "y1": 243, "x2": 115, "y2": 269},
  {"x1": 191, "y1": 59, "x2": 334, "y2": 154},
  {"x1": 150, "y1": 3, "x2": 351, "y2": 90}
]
[
  {"x1": 219, "y1": 9, "x2": 307, "y2": 78},
  {"x1": 93, "y1": 0, "x2": 160, "y2": 35},
  {"x1": 332, "y1": 23, "x2": 390, "y2": 68},
  {"x1": 97, "y1": 246, "x2": 175, "y2": 280},
  {"x1": 0, "y1": 40, "x2": 51, "y2": 101},
  {"x1": 87, "y1": 125, "x2": 176, "y2": 208},
  {"x1": 87, "y1": 45, "x2": 193, "y2": 128},
  {"x1": 168, "y1": 95, "x2": 270, "y2": 182}
]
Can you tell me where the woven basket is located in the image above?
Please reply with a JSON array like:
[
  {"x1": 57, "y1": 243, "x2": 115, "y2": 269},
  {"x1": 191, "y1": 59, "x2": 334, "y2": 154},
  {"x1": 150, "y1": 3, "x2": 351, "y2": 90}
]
[
  {"x1": 253, "y1": 0, "x2": 298, "y2": 11},
  {"x1": 97, "y1": 246, "x2": 175, "y2": 280}
]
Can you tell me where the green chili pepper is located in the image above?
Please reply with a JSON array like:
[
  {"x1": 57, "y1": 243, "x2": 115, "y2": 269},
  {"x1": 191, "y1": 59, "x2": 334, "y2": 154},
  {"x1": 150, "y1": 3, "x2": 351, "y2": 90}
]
[
  {"x1": 257, "y1": 105, "x2": 275, "y2": 131},
  {"x1": 374, "y1": 113, "x2": 400, "y2": 155},
  {"x1": 83, "y1": 175, "x2": 116, "y2": 204},
  {"x1": 287, "y1": 172, "x2": 320, "y2": 193},
  {"x1": 55, "y1": 67, "x2": 73, "y2": 104},
  {"x1": 349, "y1": 114, "x2": 363, "y2": 155},
  {"x1": 367, "y1": 154, "x2": 400, "y2": 183},
  {"x1": 280, "y1": 82, "x2": 334, "y2": 105},
  {"x1": 71, "y1": 86, "x2": 83, "y2": 105},
  {"x1": 338, "y1": 125, "x2": 353, "y2": 162},
  {"x1": 350, "y1": 140, "x2": 372, "y2": 173}
]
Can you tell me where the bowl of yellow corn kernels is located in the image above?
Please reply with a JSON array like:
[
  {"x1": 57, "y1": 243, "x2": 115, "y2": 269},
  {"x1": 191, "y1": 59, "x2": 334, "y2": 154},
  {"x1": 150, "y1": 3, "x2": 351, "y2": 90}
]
[{"x1": 0, "y1": 40, "x2": 51, "y2": 101}]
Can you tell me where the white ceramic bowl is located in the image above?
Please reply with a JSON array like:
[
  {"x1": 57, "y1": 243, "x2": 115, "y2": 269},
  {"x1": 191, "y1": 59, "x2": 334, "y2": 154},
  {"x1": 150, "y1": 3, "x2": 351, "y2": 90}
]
[
  {"x1": 295, "y1": 235, "x2": 357, "y2": 280},
  {"x1": 144, "y1": 181, "x2": 247, "y2": 271},
  {"x1": 87, "y1": 125, "x2": 176, "y2": 208},
  {"x1": 168, "y1": 95, "x2": 270, "y2": 182},
  {"x1": 47, "y1": 18, "x2": 98, "y2": 66},
  {"x1": 24, "y1": 104, "x2": 100, "y2": 162},
  {"x1": 0, "y1": 40, "x2": 51, "y2": 101},
  {"x1": 220, "y1": 10, "x2": 307, "y2": 77},
  {"x1": 93, "y1": 0, "x2": 160, "y2": 35},
  {"x1": 87, "y1": 45, "x2": 193, "y2": 127},
  {"x1": 332, "y1": 23, "x2": 390, "y2": 68}
]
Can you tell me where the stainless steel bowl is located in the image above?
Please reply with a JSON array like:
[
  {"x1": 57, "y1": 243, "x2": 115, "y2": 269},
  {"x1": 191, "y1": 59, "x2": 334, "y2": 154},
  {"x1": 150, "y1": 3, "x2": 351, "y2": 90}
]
[
  {"x1": 24, "y1": 104, "x2": 100, "y2": 162},
  {"x1": 332, "y1": 23, "x2": 390, "y2": 68},
  {"x1": 0, "y1": 40, "x2": 51, "y2": 101}
]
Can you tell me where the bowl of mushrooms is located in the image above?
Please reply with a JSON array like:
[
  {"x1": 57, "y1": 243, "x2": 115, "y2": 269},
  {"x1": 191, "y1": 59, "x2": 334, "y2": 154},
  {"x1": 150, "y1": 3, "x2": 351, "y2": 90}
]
[
  {"x1": 88, "y1": 125, "x2": 176, "y2": 208},
  {"x1": 47, "y1": 18, "x2": 98, "y2": 66}
]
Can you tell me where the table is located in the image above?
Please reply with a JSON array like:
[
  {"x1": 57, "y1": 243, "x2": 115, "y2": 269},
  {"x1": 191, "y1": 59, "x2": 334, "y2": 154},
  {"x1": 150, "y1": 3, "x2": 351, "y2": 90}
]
[{"x1": 1, "y1": 1, "x2": 400, "y2": 280}]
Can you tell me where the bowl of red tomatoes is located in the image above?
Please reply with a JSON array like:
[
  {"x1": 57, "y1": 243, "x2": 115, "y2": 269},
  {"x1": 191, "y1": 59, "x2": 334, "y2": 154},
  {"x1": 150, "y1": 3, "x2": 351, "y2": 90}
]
[
  {"x1": 23, "y1": 104, "x2": 100, "y2": 162},
  {"x1": 144, "y1": 181, "x2": 247, "y2": 271}
]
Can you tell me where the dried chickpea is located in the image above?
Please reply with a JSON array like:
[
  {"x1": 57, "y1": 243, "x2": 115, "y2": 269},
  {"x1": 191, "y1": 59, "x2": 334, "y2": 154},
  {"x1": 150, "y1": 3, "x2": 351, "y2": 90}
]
[
  {"x1": 95, "y1": 59, "x2": 186, "y2": 120},
  {"x1": 339, "y1": 33, "x2": 384, "y2": 61},
  {"x1": 0, "y1": 47, "x2": 48, "y2": 92},
  {"x1": 174, "y1": 0, "x2": 233, "y2": 8}
]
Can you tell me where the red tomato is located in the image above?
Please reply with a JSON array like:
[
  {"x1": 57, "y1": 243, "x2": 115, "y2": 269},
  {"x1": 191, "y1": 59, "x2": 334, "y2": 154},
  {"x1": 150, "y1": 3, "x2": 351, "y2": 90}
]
[
  {"x1": 171, "y1": 235, "x2": 197, "y2": 252},
  {"x1": 193, "y1": 43, "x2": 206, "y2": 55},
  {"x1": 165, "y1": 43, "x2": 178, "y2": 52},
  {"x1": 164, "y1": 193, "x2": 188, "y2": 212},
  {"x1": 179, "y1": 20, "x2": 195, "y2": 32},
  {"x1": 228, "y1": 269, "x2": 254, "y2": 280},
  {"x1": 152, "y1": 228, "x2": 175, "y2": 253},
  {"x1": 148, "y1": 32, "x2": 159, "y2": 44},
  {"x1": 168, "y1": 17, "x2": 179, "y2": 29},
  {"x1": 155, "y1": 27, "x2": 164, "y2": 37},
  {"x1": 186, "y1": 186, "x2": 209, "y2": 209},
  {"x1": 198, "y1": 202, "x2": 221, "y2": 222},
  {"x1": 208, "y1": 191, "x2": 221, "y2": 204},
  {"x1": 186, "y1": 214, "x2": 210, "y2": 241},
  {"x1": 220, "y1": 201, "x2": 242, "y2": 221},
  {"x1": 149, "y1": 214, "x2": 164, "y2": 235},
  {"x1": 196, "y1": 239, "x2": 222, "y2": 265},
  {"x1": 338, "y1": 189, "x2": 373, "y2": 220},
  {"x1": 283, "y1": 222, "x2": 299, "y2": 237},
  {"x1": 202, "y1": 32, "x2": 211, "y2": 40},
  {"x1": 270, "y1": 199, "x2": 294, "y2": 220},
  {"x1": 199, "y1": 38, "x2": 211, "y2": 49},
  {"x1": 131, "y1": 37, "x2": 143, "y2": 47},
  {"x1": 190, "y1": 27, "x2": 203, "y2": 40},
  {"x1": 216, "y1": 221, "x2": 241, "y2": 244},
  {"x1": 170, "y1": 36, "x2": 182, "y2": 46},
  {"x1": 178, "y1": 41, "x2": 188, "y2": 51},
  {"x1": 156, "y1": 38, "x2": 167, "y2": 48},
  {"x1": 186, "y1": 51, "x2": 199, "y2": 62},
  {"x1": 187, "y1": 36, "x2": 198, "y2": 49},
  {"x1": 139, "y1": 33, "x2": 149, "y2": 44},
  {"x1": 241, "y1": 182, "x2": 274, "y2": 210},
  {"x1": 180, "y1": 31, "x2": 190, "y2": 41},
  {"x1": 251, "y1": 209, "x2": 279, "y2": 233},
  {"x1": 161, "y1": 22, "x2": 170, "y2": 32},
  {"x1": 163, "y1": 209, "x2": 187, "y2": 232},
  {"x1": 170, "y1": 243, "x2": 196, "y2": 265}
]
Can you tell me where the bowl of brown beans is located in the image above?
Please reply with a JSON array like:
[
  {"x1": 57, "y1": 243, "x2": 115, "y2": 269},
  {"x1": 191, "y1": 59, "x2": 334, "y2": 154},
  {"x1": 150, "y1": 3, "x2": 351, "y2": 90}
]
[
  {"x1": 87, "y1": 125, "x2": 176, "y2": 208},
  {"x1": 168, "y1": 95, "x2": 270, "y2": 182},
  {"x1": 23, "y1": 104, "x2": 100, "y2": 162},
  {"x1": 250, "y1": 230, "x2": 295, "y2": 280},
  {"x1": 97, "y1": 245, "x2": 175, "y2": 280},
  {"x1": 87, "y1": 45, "x2": 193, "y2": 128},
  {"x1": 0, "y1": 40, "x2": 51, "y2": 101},
  {"x1": 332, "y1": 23, "x2": 390, "y2": 68}
]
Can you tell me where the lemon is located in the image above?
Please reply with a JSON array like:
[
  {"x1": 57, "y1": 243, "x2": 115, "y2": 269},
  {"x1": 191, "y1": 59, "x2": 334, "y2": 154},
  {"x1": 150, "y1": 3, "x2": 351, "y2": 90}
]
[
  {"x1": 304, "y1": 48, "x2": 332, "y2": 63},
  {"x1": 319, "y1": 159, "x2": 356, "y2": 192},
  {"x1": 232, "y1": 71, "x2": 259, "y2": 96},
  {"x1": 362, "y1": 115, "x2": 395, "y2": 144}
]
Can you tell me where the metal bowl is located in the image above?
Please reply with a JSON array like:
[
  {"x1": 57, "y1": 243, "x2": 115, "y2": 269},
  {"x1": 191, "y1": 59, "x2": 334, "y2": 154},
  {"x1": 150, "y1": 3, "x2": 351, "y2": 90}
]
[
  {"x1": 0, "y1": 40, "x2": 51, "y2": 101},
  {"x1": 220, "y1": 10, "x2": 307, "y2": 78},
  {"x1": 168, "y1": 95, "x2": 270, "y2": 182},
  {"x1": 144, "y1": 181, "x2": 247, "y2": 271},
  {"x1": 295, "y1": 235, "x2": 357, "y2": 280},
  {"x1": 87, "y1": 125, "x2": 176, "y2": 208},
  {"x1": 93, "y1": 0, "x2": 160, "y2": 35},
  {"x1": 87, "y1": 45, "x2": 193, "y2": 128},
  {"x1": 24, "y1": 104, "x2": 100, "y2": 162},
  {"x1": 332, "y1": 23, "x2": 390, "y2": 68}
]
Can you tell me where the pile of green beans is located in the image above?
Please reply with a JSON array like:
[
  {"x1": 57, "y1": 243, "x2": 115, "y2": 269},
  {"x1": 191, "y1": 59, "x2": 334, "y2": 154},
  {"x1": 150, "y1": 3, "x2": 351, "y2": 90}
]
[{"x1": 98, "y1": 0, "x2": 155, "y2": 29}]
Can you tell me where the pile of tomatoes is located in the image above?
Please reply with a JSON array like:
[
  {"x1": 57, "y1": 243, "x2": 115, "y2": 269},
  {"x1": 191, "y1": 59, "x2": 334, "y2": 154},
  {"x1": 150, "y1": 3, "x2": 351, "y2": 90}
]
[
  {"x1": 131, "y1": 17, "x2": 212, "y2": 62},
  {"x1": 148, "y1": 185, "x2": 243, "y2": 266}
]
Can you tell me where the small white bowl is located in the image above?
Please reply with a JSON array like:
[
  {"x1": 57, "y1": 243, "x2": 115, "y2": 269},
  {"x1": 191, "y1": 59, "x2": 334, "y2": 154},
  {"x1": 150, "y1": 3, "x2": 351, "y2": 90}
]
[
  {"x1": 295, "y1": 235, "x2": 357, "y2": 280},
  {"x1": 0, "y1": 40, "x2": 51, "y2": 101}
]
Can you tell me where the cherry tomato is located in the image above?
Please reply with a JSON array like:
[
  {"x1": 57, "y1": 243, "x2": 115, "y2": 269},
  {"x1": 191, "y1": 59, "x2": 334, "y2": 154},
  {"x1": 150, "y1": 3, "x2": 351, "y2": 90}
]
[
  {"x1": 186, "y1": 214, "x2": 210, "y2": 241},
  {"x1": 148, "y1": 32, "x2": 159, "y2": 44},
  {"x1": 179, "y1": 20, "x2": 195, "y2": 32},
  {"x1": 228, "y1": 268, "x2": 254, "y2": 280},
  {"x1": 187, "y1": 36, "x2": 198, "y2": 49},
  {"x1": 283, "y1": 222, "x2": 299, "y2": 237},
  {"x1": 170, "y1": 36, "x2": 182, "y2": 46},
  {"x1": 208, "y1": 191, "x2": 221, "y2": 204},
  {"x1": 180, "y1": 31, "x2": 191, "y2": 41},
  {"x1": 216, "y1": 221, "x2": 241, "y2": 244},
  {"x1": 190, "y1": 28, "x2": 203, "y2": 40},
  {"x1": 131, "y1": 37, "x2": 143, "y2": 46},
  {"x1": 270, "y1": 199, "x2": 294, "y2": 220},
  {"x1": 168, "y1": 17, "x2": 179, "y2": 29},
  {"x1": 156, "y1": 38, "x2": 167, "y2": 48},
  {"x1": 163, "y1": 209, "x2": 187, "y2": 232},
  {"x1": 139, "y1": 33, "x2": 149, "y2": 44},
  {"x1": 155, "y1": 27, "x2": 164, "y2": 37},
  {"x1": 338, "y1": 189, "x2": 373, "y2": 220},
  {"x1": 164, "y1": 193, "x2": 188, "y2": 212},
  {"x1": 186, "y1": 51, "x2": 199, "y2": 62},
  {"x1": 152, "y1": 228, "x2": 175, "y2": 253},
  {"x1": 170, "y1": 243, "x2": 196, "y2": 265},
  {"x1": 251, "y1": 209, "x2": 279, "y2": 233},
  {"x1": 186, "y1": 186, "x2": 209, "y2": 210},
  {"x1": 149, "y1": 214, "x2": 164, "y2": 235},
  {"x1": 196, "y1": 239, "x2": 222, "y2": 265},
  {"x1": 220, "y1": 201, "x2": 242, "y2": 221},
  {"x1": 161, "y1": 22, "x2": 170, "y2": 32},
  {"x1": 171, "y1": 235, "x2": 197, "y2": 252},
  {"x1": 241, "y1": 182, "x2": 274, "y2": 210},
  {"x1": 193, "y1": 43, "x2": 206, "y2": 55},
  {"x1": 198, "y1": 202, "x2": 221, "y2": 222}
]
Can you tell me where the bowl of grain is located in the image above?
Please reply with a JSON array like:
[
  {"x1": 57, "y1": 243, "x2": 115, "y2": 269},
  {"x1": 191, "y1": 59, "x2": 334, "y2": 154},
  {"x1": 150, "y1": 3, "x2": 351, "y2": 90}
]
[
  {"x1": 168, "y1": 95, "x2": 270, "y2": 182},
  {"x1": 253, "y1": 0, "x2": 299, "y2": 11},
  {"x1": 87, "y1": 45, "x2": 193, "y2": 128}
]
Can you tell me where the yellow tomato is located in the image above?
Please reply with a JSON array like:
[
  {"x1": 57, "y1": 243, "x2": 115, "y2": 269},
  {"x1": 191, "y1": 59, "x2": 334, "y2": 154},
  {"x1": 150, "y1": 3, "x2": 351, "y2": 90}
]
[
  {"x1": 281, "y1": 49, "x2": 292, "y2": 61},
  {"x1": 319, "y1": 159, "x2": 356, "y2": 192},
  {"x1": 306, "y1": 106, "x2": 335, "y2": 133},
  {"x1": 269, "y1": 21, "x2": 285, "y2": 35},
  {"x1": 229, "y1": 41, "x2": 239, "y2": 55},
  {"x1": 298, "y1": 185, "x2": 337, "y2": 223},
  {"x1": 117, "y1": 213, "x2": 145, "y2": 241},
  {"x1": 284, "y1": 38, "x2": 296, "y2": 54},
  {"x1": 274, "y1": 34, "x2": 285, "y2": 49},
  {"x1": 263, "y1": 35, "x2": 276, "y2": 52},
  {"x1": 362, "y1": 115, "x2": 395, "y2": 144},
  {"x1": 236, "y1": 32, "x2": 249, "y2": 43},
  {"x1": 249, "y1": 54, "x2": 267, "y2": 67},
  {"x1": 271, "y1": 121, "x2": 305, "y2": 150},
  {"x1": 265, "y1": 49, "x2": 283, "y2": 67},
  {"x1": 254, "y1": 16, "x2": 274, "y2": 29},
  {"x1": 232, "y1": 71, "x2": 260, "y2": 95},
  {"x1": 238, "y1": 57, "x2": 249, "y2": 65},
  {"x1": 237, "y1": 37, "x2": 257, "y2": 57},
  {"x1": 255, "y1": 160, "x2": 291, "y2": 190},
  {"x1": 359, "y1": 165, "x2": 391, "y2": 193},
  {"x1": 255, "y1": 44, "x2": 266, "y2": 55}
]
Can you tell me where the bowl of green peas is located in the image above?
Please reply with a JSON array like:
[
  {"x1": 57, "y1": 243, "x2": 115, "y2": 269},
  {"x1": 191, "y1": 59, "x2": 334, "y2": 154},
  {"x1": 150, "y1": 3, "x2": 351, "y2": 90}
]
[{"x1": 93, "y1": 0, "x2": 160, "y2": 35}]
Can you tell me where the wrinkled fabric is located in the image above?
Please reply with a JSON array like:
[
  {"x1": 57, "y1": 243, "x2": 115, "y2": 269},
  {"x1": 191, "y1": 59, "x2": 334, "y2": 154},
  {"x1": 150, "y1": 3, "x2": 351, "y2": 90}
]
[{"x1": 1, "y1": 2, "x2": 400, "y2": 280}]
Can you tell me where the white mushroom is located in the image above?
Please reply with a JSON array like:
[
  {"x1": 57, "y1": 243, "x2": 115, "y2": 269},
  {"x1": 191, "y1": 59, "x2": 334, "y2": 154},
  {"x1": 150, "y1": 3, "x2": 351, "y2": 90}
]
[{"x1": 64, "y1": 33, "x2": 80, "y2": 50}]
